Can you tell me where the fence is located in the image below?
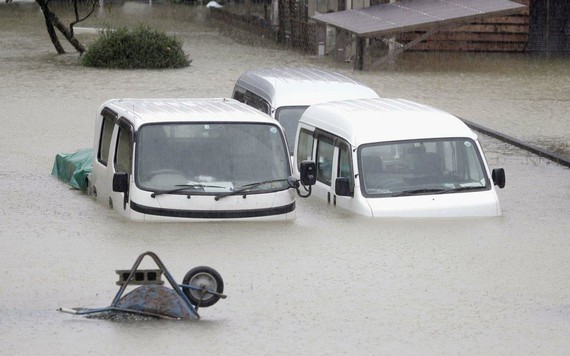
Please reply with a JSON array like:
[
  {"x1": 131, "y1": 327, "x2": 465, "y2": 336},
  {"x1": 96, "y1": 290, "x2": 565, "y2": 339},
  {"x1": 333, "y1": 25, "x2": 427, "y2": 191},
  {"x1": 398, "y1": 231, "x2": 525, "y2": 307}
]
[
  {"x1": 209, "y1": 8, "x2": 277, "y2": 42},
  {"x1": 209, "y1": 7, "x2": 318, "y2": 54}
]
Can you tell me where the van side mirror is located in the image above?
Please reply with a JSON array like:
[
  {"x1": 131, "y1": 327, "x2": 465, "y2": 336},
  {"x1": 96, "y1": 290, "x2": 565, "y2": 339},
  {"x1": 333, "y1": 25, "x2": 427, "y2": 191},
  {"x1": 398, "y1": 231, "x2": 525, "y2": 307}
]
[
  {"x1": 287, "y1": 175, "x2": 300, "y2": 189},
  {"x1": 335, "y1": 177, "x2": 352, "y2": 197},
  {"x1": 299, "y1": 161, "x2": 316, "y2": 186},
  {"x1": 113, "y1": 172, "x2": 129, "y2": 193},
  {"x1": 492, "y1": 168, "x2": 506, "y2": 189}
]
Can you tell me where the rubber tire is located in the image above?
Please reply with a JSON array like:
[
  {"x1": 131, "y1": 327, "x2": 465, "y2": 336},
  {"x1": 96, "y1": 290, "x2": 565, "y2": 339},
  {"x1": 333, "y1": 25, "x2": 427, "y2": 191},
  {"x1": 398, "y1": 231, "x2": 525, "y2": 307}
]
[{"x1": 182, "y1": 266, "x2": 224, "y2": 308}]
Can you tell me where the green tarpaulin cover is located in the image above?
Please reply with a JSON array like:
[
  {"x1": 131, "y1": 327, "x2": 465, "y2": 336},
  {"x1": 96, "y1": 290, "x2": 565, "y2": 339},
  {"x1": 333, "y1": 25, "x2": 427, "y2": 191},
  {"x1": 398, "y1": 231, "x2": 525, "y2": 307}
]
[{"x1": 51, "y1": 148, "x2": 93, "y2": 191}]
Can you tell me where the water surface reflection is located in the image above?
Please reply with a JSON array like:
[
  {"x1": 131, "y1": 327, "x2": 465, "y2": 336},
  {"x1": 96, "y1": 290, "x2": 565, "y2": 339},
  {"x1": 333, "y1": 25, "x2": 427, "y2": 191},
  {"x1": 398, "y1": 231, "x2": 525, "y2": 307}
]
[{"x1": 1, "y1": 2, "x2": 569, "y2": 355}]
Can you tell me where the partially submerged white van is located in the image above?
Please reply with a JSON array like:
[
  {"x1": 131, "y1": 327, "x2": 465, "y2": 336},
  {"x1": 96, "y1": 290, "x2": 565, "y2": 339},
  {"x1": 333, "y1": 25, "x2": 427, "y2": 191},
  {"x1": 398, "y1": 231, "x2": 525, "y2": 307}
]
[
  {"x1": 232, "y1": 67, "x2": 380, "y2": 151},
  {"x1": 88, "y1": 98, "x2": 314, "y2": 222},
  {"x1": 293, "y1": 98, "x2": 506, "y2": 218}
]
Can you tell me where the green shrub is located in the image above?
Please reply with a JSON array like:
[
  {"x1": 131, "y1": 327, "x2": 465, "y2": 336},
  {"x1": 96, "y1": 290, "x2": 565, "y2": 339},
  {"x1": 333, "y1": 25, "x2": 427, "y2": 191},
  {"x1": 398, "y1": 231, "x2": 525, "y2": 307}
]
[{"x1": 82, "y1": 25, "x2": 190, "y2": 69}]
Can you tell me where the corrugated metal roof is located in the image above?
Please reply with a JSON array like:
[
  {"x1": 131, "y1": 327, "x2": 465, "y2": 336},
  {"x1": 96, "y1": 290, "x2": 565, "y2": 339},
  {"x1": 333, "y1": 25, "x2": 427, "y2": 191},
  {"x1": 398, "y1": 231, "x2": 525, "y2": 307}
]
[
  {"x1": 312, "y1": 0, "x2": 526, "y2": 37},
  {"x1": 102, "y1": 98, "x2": 275, "y2": 128}
]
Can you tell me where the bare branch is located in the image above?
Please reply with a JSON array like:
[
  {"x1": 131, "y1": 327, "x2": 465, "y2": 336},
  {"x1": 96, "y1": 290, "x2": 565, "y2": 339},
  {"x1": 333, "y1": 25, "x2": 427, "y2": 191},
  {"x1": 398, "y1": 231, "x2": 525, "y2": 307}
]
[
  {"x1": 36, "y1": 0, "x2": 98, "y2": 54},
  {"x1": 70, "y1": 0, "x2": 99, "y2": 37}
]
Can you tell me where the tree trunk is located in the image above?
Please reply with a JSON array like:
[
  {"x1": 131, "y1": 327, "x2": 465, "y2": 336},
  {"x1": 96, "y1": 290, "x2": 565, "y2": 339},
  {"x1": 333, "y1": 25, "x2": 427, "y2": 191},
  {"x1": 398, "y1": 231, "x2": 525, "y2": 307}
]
[
  {"x1": 50, "y1": 13, "x2": 86, "y2": 54},
  {"x1": 35, "y1": 0, "x2": 87, "y2": 55},
  {"x1": 37, "y1": 0, "x2": 66, "y2": 54}
]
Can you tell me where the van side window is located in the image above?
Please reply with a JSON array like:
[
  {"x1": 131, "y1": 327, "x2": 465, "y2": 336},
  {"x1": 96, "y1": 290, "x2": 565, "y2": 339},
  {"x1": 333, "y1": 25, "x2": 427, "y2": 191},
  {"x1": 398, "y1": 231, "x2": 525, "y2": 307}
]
[
  {"x1": 297, "y1": 128, "x2": 314, "y2": 170},
  {"x1": 233, "y1": 89, "x2": 245, "y2": 103},
  {"x1": 338, "y1": 141, "x2": 354, "y2": 192},
  {"x1": 316, "y1": 139, "x2": 334, "y2": 186},
  {"x1": 244, "y1": 91, "x2": 270, "y2": 115},
  {"x1": 115, "y1": 125, "x2": 133, "y2": 174},
  {"x1": 98, "y1": 115, "x2": 115, "y2": 166}
]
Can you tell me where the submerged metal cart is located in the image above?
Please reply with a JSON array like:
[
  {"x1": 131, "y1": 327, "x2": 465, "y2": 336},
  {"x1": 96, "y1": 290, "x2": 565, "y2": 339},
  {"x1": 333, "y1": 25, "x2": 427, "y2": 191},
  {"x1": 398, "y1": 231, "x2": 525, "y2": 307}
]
[{"x1": 58, "y1": 251, "x2": 226, "y2": 320}]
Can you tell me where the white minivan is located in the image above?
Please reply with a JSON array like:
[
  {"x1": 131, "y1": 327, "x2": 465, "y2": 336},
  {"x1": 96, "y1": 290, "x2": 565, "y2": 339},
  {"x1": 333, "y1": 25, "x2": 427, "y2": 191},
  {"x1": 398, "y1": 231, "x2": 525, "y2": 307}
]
[
  {"x1": 88, "y1": 98, "x2": 314, "y2": 222},
  {"x1": 232, "y1": 67, "x2": 380, "y2": 152},
  {"x1": 293, "y1": 98, "x2": 506, "y2": 217}
]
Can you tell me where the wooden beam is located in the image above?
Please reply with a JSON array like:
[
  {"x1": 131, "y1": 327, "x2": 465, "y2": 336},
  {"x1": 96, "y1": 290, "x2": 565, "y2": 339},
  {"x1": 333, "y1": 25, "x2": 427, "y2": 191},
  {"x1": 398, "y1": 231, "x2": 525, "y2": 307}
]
[{"x1": 369, "y1": 26, "x2": 440, "y2": 69}]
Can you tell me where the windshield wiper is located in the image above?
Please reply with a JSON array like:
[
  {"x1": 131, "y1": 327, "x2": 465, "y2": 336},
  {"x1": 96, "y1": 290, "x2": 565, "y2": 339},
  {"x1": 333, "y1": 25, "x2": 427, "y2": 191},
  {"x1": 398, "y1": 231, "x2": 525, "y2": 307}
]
[
  {"x1": 393, "y1": 186, "x2": 486, "y2": 197},
  {"x1": 393, "y1": 188, "x2": 447, "y2": 197},
  {"x1": 440, "y1": 186, "x2": 485, "y2": 194},
  {"x1": 214, "y1": 178, "x2": 289, "y2": 201},
  {"x1": 151, "y1": 184, "x2": 225, "y2": 198}
]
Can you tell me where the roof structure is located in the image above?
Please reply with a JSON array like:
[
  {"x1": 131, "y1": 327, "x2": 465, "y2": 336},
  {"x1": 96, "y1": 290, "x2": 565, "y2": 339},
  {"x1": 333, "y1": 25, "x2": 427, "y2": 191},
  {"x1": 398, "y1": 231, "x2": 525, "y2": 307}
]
[
  {"x1": 234, "y1": 67, "x2": 379, "y2": 109},
  {"x1": 102, "y1": 98, "x2": 275, "y2": 128},
  {"x1": 300, "y1": 98, "x2": 476, "y2": 146},
  {"x1": 312, "y1": 0, "x2": 527, "y2": 69},
  {"x1": 312, "y1": 0, "x2": 527, "y2": 38}
]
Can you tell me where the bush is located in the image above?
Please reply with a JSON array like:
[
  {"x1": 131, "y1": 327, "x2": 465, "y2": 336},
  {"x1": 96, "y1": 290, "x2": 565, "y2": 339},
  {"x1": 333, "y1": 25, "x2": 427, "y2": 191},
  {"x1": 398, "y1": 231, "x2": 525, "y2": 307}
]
[{"x1": 82, "y1": 25, "x2": 191, "y2": 69}]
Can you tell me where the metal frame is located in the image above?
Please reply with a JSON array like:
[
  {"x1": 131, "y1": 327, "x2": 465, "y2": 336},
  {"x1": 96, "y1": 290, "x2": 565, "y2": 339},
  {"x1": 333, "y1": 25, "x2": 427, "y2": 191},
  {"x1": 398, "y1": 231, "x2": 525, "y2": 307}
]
[
  {"x1": 59, "y1": 251, "x2": 202, "y2": 320},
  {"x1": 311, "y1": 0, "x2": 527, "y2": 70}
]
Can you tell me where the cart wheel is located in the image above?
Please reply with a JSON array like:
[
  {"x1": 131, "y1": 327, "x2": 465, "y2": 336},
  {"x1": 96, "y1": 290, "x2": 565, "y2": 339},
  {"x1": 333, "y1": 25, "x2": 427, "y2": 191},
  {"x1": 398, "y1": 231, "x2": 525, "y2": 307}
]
[{"x1": 182, "y1": 266, "x2": 224, "y2": 308}]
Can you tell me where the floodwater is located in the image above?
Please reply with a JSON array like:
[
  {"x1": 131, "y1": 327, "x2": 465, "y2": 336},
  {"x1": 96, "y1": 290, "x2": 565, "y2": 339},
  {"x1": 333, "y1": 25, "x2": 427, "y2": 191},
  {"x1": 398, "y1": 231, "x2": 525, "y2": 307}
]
[{"x1": 1, "y1": 2, "x2": 570, "y2": 355}]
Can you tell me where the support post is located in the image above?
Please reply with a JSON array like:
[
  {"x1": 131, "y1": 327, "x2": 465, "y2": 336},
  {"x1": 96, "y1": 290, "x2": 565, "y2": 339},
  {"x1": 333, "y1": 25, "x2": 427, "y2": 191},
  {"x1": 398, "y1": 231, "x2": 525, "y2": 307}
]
[
  {"x1": 354, "y1": 36, "x2": 365, "y2": 70},
  {"x1": 370, "y1": 26, "x2": 440, "y2": 69}
]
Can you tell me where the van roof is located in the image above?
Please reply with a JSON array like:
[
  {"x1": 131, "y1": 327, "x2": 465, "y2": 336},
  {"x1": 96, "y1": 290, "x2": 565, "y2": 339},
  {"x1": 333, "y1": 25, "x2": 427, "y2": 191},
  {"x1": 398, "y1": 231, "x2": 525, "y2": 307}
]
[
  {"x1": 234, "y1": 67, "x2": 379, "y2": 109},
  {"x1": 299, "y1": 98, "x2": 477, "y2": 146},
  {"x1": 100, "y1": 98, "x2": 276, "y2": 129}
]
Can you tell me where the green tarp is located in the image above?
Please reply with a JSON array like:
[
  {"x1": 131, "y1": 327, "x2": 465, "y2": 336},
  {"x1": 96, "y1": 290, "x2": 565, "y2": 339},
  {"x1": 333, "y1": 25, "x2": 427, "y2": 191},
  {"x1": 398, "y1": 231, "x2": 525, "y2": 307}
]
[{"x1": 51, "y1": 148, "x2": 93, "y2": 192}]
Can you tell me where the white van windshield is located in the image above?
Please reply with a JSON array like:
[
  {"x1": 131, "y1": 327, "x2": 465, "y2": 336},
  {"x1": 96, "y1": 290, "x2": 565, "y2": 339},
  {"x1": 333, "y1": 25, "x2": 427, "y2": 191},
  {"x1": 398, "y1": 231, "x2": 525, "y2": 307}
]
[
  {"x1": 275, "y1": 106, "x2": 308, "y2": 152},
  {"x1": 136, "y1": 123, "x2": 291, "y2": 195},
  {"x1": 358, "y1": 138, "x2": 490, "y2": 197}
]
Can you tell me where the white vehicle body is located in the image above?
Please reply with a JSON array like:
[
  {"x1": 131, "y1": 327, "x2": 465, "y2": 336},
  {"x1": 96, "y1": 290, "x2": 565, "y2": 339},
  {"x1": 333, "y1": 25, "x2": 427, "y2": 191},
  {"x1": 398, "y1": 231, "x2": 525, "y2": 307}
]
[
  {"x1": 293, "y1": 98, "x2": 506, "y2": 218},
  {"x1": 88, "y1": 98, "x2": 298, "y2": 221},
  {"x1": 232, "y1": 67, "x2": 380, "y2": 151}
]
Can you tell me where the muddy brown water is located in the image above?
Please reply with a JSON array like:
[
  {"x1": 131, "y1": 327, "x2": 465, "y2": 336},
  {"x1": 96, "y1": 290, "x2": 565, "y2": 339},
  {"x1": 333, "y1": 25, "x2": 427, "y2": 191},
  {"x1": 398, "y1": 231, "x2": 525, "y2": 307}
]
[{"x1": 1, "y1": 2, "x2": 570, "y2": 355}]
